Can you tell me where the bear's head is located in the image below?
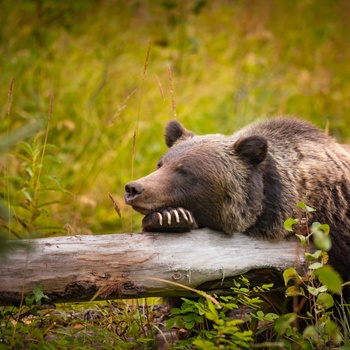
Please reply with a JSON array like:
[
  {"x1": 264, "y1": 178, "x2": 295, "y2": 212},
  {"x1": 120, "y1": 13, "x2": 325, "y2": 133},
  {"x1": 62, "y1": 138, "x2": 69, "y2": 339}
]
[{"x1": 125, "y1": 120, "x2": 268, "y2": 234}]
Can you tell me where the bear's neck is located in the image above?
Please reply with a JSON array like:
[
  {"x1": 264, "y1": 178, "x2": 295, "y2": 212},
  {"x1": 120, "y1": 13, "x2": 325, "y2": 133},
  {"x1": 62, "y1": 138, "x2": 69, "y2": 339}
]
[{"x1": 243, "y1": 154, "x2": 288, "y2": 240}]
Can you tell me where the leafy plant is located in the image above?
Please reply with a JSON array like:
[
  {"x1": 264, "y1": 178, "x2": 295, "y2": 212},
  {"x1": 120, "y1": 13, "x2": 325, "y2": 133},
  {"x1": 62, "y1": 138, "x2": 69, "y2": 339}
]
[
  {"x1": 0, "y1": 296, "x2": 162, "y2": 350},
  {"x1": 166, "y1": 277, "x2": 280, "y2": 349},
  {"x1": 280, "y1": 202, "x2": 344, "y2": 348},
  {"x1": 166, "y1": 203, "x2": 349, "y2": 349},
  {"x1": 3, "y1": 138, "x2": 71, "y2": 238}
]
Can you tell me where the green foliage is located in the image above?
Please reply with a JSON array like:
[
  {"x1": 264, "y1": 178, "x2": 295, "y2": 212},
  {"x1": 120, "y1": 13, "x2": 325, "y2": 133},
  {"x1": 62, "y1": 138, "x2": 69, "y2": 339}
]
[
  {"x1": 25, "y1": 285, "x2": 49, "y2": 308},
  {"x1": 314, "y1": 266, "x2": 342, "y2": 295},
  {"x1": 166, "y1": 277, "x2": 279, "y2": 349},
  {"x1": 165, "y1": 203, "x2": 349, "y2": 349},
  {"x1": 0, "y1": 296, "x2": 160, "y2": 350},
  {"x1": 2, "y1": 138, "x2": 72, "y2": 238},
  {"x1": 2, "y1": 204, "x2": 350, "y2": 348},
  {"x1": 277, "y1": 203, "x2": 345, "y2": 348}
]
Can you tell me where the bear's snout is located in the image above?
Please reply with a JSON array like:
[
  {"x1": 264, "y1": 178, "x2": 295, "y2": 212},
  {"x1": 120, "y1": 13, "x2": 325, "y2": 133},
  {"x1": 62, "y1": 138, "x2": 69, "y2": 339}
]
[{"x1": 125, "y1": 182, "x2": 144, "y2": 204}]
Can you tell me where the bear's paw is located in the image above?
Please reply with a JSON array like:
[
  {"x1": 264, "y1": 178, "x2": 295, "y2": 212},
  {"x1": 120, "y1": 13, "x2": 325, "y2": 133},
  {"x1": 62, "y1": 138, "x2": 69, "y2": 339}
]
[{"x1": 142, "y1": 207, "x2": 198, "y2": 233}]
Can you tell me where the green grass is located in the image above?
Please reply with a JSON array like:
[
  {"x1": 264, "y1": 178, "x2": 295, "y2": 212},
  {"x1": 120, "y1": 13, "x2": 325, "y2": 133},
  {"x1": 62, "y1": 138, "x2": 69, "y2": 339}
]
[
  {"x1": 1, "y1": 0, "x2": 350, "y2": 237},
  {"x1": 1, "y1": 2, "x2": 350, "y2": 348}
]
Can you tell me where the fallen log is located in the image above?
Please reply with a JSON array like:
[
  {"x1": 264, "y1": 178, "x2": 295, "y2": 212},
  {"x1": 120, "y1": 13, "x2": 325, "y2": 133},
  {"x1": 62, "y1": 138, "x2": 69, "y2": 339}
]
[{"x1": 0, "y1": 229, "x2": 307, "y2": 305}]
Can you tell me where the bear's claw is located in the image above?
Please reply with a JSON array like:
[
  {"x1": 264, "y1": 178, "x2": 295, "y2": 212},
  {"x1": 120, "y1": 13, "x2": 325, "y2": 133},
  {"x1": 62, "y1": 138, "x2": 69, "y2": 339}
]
[
  {"x1": 156, "y1": 212, "x2": 163, "y2": 226},
  {"x1": 142, "y1": 207, "x2": 197, "y2": 233},
  {"x1": 173, "y1": 209, "x2": 180, "y2": 223}
]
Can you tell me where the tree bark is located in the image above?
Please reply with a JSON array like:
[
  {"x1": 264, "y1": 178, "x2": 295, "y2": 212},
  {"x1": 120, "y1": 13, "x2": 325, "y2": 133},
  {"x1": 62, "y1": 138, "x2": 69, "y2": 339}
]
[{"x1": 0, "y1": 229, "x2": 307, "y2": 305}]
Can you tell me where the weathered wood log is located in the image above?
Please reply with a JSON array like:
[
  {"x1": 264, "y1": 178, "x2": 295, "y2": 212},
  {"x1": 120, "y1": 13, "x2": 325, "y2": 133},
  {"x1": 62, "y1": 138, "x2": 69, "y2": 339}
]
[{"x1": 0, "y1": 229, "x2": 307, "y2": 305}]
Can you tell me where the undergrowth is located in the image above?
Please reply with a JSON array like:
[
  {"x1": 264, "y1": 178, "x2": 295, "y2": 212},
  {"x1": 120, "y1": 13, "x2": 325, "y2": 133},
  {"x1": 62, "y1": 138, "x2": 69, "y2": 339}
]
[
  {"x1": 0, "y1": 294, "x2": 163, "y2": 350},
  {"x1": 163, "y1": 203, "x2": 349, "y2": 349},
  {"x1": 1, "y1": 203, "x2": 349, "y2": 349}
]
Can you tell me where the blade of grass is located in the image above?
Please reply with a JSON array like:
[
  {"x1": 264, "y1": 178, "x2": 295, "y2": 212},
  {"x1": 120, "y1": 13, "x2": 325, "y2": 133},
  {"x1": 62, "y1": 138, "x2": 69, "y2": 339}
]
[{"x1": 168, "y1": 65, "x2": 177, "y2": 120}]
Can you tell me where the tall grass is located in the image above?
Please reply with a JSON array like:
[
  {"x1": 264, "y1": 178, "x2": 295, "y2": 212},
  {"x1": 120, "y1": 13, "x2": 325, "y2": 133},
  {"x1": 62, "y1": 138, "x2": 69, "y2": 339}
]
[{"x1": 1, "y1": 0, "x2": 350, "y2": 236}]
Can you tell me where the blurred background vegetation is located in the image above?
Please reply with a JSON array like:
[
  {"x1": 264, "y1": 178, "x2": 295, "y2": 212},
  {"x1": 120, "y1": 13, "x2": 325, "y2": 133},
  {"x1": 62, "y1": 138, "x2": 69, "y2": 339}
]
[{"x1": 1, "y1": 0, "x2": 350, "y2": 238}]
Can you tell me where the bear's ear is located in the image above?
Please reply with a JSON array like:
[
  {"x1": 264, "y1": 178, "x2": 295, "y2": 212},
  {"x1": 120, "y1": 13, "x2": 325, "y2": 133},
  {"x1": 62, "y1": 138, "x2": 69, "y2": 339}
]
[
  {"x1": 164, "y1": 120, "x2": 194, "y2": 148},
  {"x1": 233, "y1": 135, "x2": 268, "y2": 165}
]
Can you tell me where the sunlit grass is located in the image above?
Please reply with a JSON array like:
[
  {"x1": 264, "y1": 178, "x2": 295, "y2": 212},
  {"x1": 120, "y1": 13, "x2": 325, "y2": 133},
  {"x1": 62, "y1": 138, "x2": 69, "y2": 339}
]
[{"x1": 1, "y1": 0, "x2": 350, "y2": 236}]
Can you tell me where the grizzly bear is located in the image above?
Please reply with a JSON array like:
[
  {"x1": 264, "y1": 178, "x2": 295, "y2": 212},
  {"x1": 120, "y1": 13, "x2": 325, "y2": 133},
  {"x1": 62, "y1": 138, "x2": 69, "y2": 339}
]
[{"x1": 125, "y1": 118, "x2": 350, "y2": 298}]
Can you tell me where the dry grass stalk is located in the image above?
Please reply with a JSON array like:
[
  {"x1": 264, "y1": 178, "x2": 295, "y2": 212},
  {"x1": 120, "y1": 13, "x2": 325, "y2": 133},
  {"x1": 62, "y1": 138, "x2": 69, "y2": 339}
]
[
  {"x1": 168, "y1": 65, "x2": 177, "y2": 119},
  {"x1": 142, "y1": 41, "x2": 151, "y2": 81},
  {"x1": 7, "y1": 78, "x2": 14, "y2": 116},
  {"x1": 156, "y1": 75, "x2": 165, "y2": 105},
  {"x1": 134, "y1": 42, "x2": 152, "y2": 178},
  {"x1": 131, "y1": 130, "x2": 137, "y2": 180},
  {"x1": 108, "y1": 89, "x2": 137, "y2": 126},
  {"x1": 108, "y1": 192, "x2": 121, "y2": 218}
]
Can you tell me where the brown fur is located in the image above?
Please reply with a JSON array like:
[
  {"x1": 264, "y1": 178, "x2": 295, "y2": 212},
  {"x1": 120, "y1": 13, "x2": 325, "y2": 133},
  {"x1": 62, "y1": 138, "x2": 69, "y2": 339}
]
[{"x1": 125, "y1": 118, "x2": 350, "y2": 294}]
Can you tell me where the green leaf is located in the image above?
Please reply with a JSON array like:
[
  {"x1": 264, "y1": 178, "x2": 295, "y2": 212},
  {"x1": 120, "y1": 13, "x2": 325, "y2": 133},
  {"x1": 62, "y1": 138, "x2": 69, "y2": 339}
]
[
  {"x1": 295, "y1": 234, "x2": 307, "y2": 247},
  {"x1": 311, "y1": 222, "x2": 330, "y2": 234},
  {"x1": 207, "y1": 299, "x2": 218, "y2": 315},
  {"x1": 18, "y1": 142, "x2": 34, "y2": 156},
  {"x1": 194, "y1": 314, "x2": 203, "y2": 322},
  {"x1": 284, "y1": 218, "x2": 298, "y2": 232},
  {"x1": 308, "y1": 262, "x2": 323, "y2": 270},
  {"x1": 314, "y1": 265, "x2": 343, "y2": 294},
  {"x1": 185, "y1": 320, "x2": 195, "y2": 329},
  {"x1": 317, "y1": 292, "x2": 334, "y2": 310},
  {"x1": 256, "y1": 310, "x2": 264, "y2": 318},
  {"x1": 21, "y1": 188, "x2": 33, "y2": 202},
  {"x1": 307, "y1": 286, "x2": 319, "y2": 296},
  {"x1": 305, "y1": 250, "x2": 322, "y2": 261},
  {"x1": 274, "y1": 313, "x2": 298, "y2": 336},
  {"x1": 192, "y1": 339, "x2": 216, "y2": 349},
  {"x1": 170, "y1": 307, "x2": 182, "y2": 315},
  {"x1": 166, "y1": 316, "x2": 179, "y2": 329},
  {"x1": 313, "y1": 229, "x2": 332, "y2": 251},
  {"x1": 261, "y1": 283, "x2": 274, "y2": 290},
  {"x1": 303, "y1": 325, "x2": 318, "y2": 339},
  {"x1": 204, "y1": 312, "x2": 216, "y2": 321},
  {"x1": 33, "y1": 285, "x2": 48, "y2": 306},
  {"x1": 265, "y1": 313, "x2": 279, "y2": 321},
  {"x1": 25, "y1": 294, "x2": 35, "y2": 308},
  {"x1": 44, "y1": 154, "x2": 61, "y2": 164},
  {"x1": 325, "y1": 319, "x2": 342, "y2": 344},
  {"x1": 297, "y1": 202, "x2": 316, "y2": 213},
  {"x1": 286, "y1": 285, "x2": 305, "y2": 297},
  {"x1": 283, "y1": 267, "x2": 301, "y2": 285},
  {"x1": 184, "y1": 314, "x2": 194, "y2": 322},
  {"x1": 307, "y1": 285, "x2": 328, "y2": 296},
  {"x1": 318, "y1": 223, "x2": 330, "y2": 235}
]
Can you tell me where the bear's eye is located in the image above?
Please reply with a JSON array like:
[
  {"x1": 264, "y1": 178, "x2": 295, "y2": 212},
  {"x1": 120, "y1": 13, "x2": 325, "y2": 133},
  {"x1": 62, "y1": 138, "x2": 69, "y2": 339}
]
[
  {"x1": 156, "y1": 161, "x2": 163, "y2": 169},
  {"x1": 176, "y1": 167, "x2": 188, "y2": 176}
]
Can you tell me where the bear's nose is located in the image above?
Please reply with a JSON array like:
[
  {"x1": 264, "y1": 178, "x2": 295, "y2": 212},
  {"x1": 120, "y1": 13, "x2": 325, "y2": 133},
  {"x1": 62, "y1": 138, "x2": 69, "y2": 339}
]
[{"x1": 125, "y1": 182, "x2": 144, "y2": 203}]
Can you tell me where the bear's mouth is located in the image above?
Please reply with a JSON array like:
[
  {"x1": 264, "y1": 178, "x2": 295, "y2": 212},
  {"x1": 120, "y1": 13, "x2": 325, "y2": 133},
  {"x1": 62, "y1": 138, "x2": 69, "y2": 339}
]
[{"x1": 131, "y1": 205, "x2": 152, "y2": 215}]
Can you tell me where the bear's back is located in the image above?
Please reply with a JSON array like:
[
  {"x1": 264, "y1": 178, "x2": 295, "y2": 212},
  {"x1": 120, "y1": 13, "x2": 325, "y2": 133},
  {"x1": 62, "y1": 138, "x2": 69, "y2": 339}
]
[{"x1": 241, "y1": 118, "x2": 329, "y2": 146}]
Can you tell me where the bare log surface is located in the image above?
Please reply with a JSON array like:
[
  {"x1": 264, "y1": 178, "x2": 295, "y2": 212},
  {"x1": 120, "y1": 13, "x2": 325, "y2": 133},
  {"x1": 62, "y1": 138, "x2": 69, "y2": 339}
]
[{"x1": 0, "y1": 229, "x2": 307, "y2": 305}]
